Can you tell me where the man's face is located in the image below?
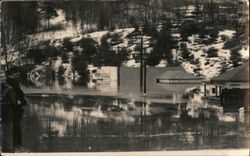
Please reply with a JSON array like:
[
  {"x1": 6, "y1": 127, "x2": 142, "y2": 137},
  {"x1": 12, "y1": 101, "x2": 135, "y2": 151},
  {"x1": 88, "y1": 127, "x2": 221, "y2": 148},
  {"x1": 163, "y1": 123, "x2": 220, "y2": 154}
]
[{"x1": 9, "y1": 72, "x2": 21, "y2": 84}]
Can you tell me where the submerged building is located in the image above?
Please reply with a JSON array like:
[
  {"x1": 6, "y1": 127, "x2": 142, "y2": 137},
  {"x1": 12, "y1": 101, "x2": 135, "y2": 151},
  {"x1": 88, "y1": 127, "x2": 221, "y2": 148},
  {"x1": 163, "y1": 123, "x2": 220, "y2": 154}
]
[
  {"x1": 156, "y1": 66, "x2": 204, "y2": 84},
  {"x1": 156, "y1": 66, "x2": 205, "y2": 94}
]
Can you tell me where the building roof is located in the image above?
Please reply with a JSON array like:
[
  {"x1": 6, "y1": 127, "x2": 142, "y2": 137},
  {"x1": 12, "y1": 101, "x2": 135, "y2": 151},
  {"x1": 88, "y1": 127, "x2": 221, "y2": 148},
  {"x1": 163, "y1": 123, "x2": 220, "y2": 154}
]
[
  {"x1": 157, "y1": 66, "x2": 204, "y2": 80},
  {"x1": 157, "y1": 83, "x2": 200, "y2": 94},
  {"x1": 210, "y1": 61, "x2": 249, "y2": 83}
]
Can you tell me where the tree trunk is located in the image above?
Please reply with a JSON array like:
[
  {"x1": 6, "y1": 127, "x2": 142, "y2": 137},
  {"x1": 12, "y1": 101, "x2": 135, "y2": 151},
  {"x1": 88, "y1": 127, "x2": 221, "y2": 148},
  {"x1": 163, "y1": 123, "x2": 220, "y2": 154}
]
[
  {"x1": 47, "y1": 18, "x2": 50, "y2": 30},
  {"x1": 211, "y1": 1, "x2": 214, "y2": 23}
]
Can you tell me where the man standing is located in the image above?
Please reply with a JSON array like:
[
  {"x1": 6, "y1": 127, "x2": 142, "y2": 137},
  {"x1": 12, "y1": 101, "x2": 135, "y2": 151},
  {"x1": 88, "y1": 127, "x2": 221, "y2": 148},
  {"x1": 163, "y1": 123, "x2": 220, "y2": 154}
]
[
  {"x1": 1, "y1": 72, "x2": 15, "y2": 152},
  {"x1": 1, "y1": 66, "x2": 27, "y2": 152}
]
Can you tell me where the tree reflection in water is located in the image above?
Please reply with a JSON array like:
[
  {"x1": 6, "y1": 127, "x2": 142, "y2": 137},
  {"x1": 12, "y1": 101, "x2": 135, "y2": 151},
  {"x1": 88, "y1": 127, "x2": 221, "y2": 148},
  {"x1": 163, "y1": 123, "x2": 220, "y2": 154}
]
[{"x1": 21, "y1": 94, "x2": 247, "y2": 152}]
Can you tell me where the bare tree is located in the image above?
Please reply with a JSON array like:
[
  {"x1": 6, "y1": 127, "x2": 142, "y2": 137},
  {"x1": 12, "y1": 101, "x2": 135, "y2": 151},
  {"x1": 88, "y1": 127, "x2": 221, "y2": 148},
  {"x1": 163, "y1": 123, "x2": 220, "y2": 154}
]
[
  {"x1": 1, "y1": 4, "x2": 20, "y2": 70},
  {"x1": 1, "y1": 2, "x2": 38, "y2": 71}
]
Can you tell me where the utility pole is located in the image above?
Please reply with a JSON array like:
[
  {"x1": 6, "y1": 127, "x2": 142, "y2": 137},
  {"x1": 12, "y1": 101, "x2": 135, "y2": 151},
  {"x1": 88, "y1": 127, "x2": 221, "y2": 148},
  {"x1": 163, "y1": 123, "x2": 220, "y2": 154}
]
[
  {"x1": 143, "y1": 48, "x2": 147, "y2": 94},
  {"x1": 117, "y1": 46, "x2": 120, "y2": 92},
  {"x1": 140, "y1": 36, "x2": 143, "y2": 93}
]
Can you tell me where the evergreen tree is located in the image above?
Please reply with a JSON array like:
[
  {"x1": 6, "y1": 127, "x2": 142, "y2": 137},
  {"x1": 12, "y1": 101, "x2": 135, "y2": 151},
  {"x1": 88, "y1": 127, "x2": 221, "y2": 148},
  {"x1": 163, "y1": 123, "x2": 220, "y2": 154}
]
[
  {"x1": 117, "y1": 47, "x2": 130, "y2": 66},
  {"x1": 142, "y1": 24, "x2": 158, "y2": 39},
  {"x1": 71, "y1": 54, "x2": 89, "y2": 80},
  {"x1": 96, "y1": 33, "x2": 129, "y2": 66},
  {"x1": 98, "y1": 34, "x2": 117, "y2": 66},
  {"x1": 206, "y1": 48, "x2": 218, "y2": 58},
  {"x1": 151, "y1": 23, "x2": 177, "y2": 66},
  {"x1": 230, "y1": 49, "x2": 242, "y2": 67},
  {"x1": 180, "y1": 43, "x2": 193, "y2": 61},
  {"x1": 220, "y1": 61, "x2": 228, "y2": 74},
  {"x1": 39, "y1": 1, "x2": 58, "y2": 29},
  {"x1": 146, "y1": 53, "x2": 162, "y2": 66},
  {"x1": 26, "y1": 49, "x2": 46, "y2": 64},
  {"x1": 63, "y1": 38, "x2": 74, "y2": 52},
  {"x1": 77, "y1": 37, "x2": 98, "y2": 62}
]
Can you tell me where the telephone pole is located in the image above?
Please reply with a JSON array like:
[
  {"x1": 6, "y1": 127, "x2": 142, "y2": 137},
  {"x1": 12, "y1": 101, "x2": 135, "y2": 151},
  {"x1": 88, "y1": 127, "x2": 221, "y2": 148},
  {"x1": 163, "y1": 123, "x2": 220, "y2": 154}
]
[
  {"x1": 140, "y1": 36, "x2": 143, "y2": 93},
  {"x1": 143, "y1": 48, "x2": 147, "y2": 94},
  {"x1": 117, "y1": 46, "x2": 120, "y2": 92}
]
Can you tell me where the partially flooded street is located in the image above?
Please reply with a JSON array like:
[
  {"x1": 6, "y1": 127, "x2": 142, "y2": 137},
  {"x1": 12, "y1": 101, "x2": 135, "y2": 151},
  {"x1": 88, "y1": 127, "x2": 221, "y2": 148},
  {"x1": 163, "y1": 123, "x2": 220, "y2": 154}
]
[{"x1": 19, "y1": 67, "x2": 250, "y2": 152}]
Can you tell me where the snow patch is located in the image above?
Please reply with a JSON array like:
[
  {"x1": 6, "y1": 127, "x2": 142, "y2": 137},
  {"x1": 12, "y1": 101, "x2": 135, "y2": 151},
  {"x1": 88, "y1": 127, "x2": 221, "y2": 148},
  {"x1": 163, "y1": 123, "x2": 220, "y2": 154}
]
[
  {"x1": 156, "y1": 60, "x2": 167, "y2": 67},
  {"x1": 240, "y1": 44, "x2": 249, "y2": 58},
  {"x1": 50, "y1": 9, "x2": 66, "y2": 25},
  {"x1": 180, "y1": 29, "x2": 237, "y2": 78},
  {"x1": 218, "y1": 30, "x2": 235, "y2": 38}
]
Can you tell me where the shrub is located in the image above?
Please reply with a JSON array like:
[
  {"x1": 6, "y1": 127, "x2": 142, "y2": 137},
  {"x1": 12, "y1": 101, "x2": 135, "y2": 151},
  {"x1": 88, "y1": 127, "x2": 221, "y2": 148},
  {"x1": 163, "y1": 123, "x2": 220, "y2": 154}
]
[
  {"x1": 128, "y1": 39, "x2": 134, "y2": 45},
  {"x1": 44, "y1": 45, "x2": 60, "y2": 58},
  {"x1": 202, "y1": 38, "x2": 216, "y2": 45},
  {"x1": 204, "y1": 60, "x2": 210, "y2": 66},
  {"x1": 146, "y1": 53, "x2": 162, "y2": 66},
  {"x1": 209, "y1": 30, "x2": 219, "y2": 40},
  {"x1": 220, "y1": 62, "x2": 228, "y2": 74},
  {"x1": 191, "y1": 58, "x2": 199, "y2": 65},
  {"x1": 180, "y1": 43, "x2": 193, "y2": 61},
  {"x1": 193, "y1": 67, "x2": 202, "y2": 73},
  {"x1": 206, "y1": 48, "x2": 218, "y2": 57},
  {"x1": 198, "y1": 30, "x2": 208, "y2": 39},
  {"x1": 221, "y1": 35, "x2": 230, "y2": 42},
  {"x1": 110, "y1": 25, "x2": 116, "y2": 31},
  {"x1": 61, "y1": 52, "x2": 69, "y2": 63},
  {"x1": 63, "y1": 38, "x2": 74, "y2": 52},
  {"x1": 110, "y1": 33, "x2": 123, "y2": 46},
  {"x1": 230, "y1": 49, "x2": 242, "y2": 67}
]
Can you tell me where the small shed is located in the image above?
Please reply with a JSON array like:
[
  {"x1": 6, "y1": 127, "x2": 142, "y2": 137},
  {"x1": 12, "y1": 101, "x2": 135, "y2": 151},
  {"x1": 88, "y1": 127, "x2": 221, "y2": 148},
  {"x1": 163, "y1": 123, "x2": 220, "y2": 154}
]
[
  {"x1": 209, "y1": 61, "x2": 249, "y2": 110},
  {"x1": 210, "y1": 61, "x2": 249, "y2": 89}
]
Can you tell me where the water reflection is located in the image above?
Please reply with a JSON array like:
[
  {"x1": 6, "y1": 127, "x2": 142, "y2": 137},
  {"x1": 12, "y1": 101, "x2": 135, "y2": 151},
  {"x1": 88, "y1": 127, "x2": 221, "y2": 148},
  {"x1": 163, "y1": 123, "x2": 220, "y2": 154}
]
[{"x1": 21, "y1": 94, "x2": 248, "y2": 152}]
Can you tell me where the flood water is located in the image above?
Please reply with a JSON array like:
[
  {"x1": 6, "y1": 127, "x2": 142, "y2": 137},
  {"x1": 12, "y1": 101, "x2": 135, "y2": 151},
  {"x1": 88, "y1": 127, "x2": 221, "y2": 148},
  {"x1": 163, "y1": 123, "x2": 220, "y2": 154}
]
[
  {"x1": 20, "y1": 67, "x2": 249, "y2": 152},
  {"x1": 21, "y1": 93, "x2": 249, "y2": 152}
]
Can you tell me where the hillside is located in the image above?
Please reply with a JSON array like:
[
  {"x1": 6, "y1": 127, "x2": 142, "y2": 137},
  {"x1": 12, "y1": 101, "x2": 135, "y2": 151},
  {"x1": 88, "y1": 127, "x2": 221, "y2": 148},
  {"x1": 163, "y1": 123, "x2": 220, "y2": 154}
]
[
  {"x1": 2, "y1": 1, "x2": 248, "y2": 85},
  {"x1": 26, "y1": 22, "x2": 249, "y2": 81}
]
